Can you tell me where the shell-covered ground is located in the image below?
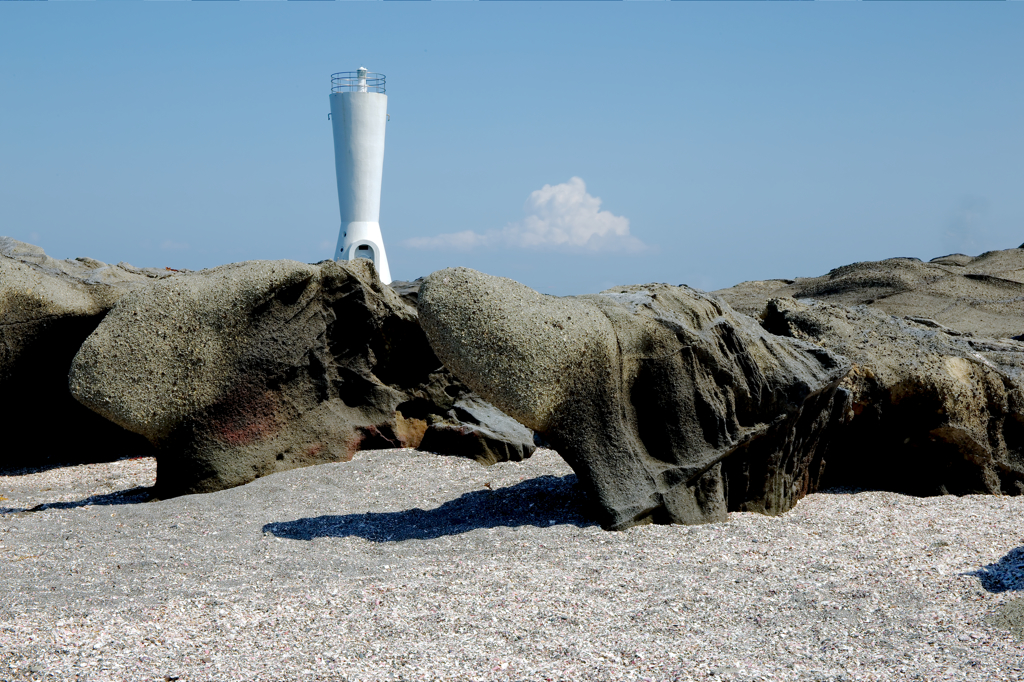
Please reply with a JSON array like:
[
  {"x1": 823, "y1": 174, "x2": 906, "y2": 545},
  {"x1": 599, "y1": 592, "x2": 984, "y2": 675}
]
[{"x1": 1, "y1": 449, "x2": 1022, "y2": 681}]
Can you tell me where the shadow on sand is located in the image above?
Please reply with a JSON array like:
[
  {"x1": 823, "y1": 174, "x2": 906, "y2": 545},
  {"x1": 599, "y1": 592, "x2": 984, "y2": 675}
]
[
  {"x1": 0, "y1": 486, "x2": 154, "y2": 515},
  {"x1": 965, "y1": 546, "x2": 1024, "y2": 593},
  {"x1": 262, "y1": 474, "x2": 596, "y2": 542}
]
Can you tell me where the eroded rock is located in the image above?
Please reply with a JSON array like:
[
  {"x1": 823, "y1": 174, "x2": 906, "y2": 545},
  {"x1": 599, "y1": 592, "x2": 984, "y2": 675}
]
[
  {"x1": 418, "y1": 267, "x2": 850, "y2": 530},
  {"x1": 70, "y1": 258, "x2": 531, "y2": 497},
  {"x1": 715, "y1": 247, "x2": 1024, "y2": 340},
  {"x1": 762, "y1": 297, "x2": 1024, "y2": 496}
]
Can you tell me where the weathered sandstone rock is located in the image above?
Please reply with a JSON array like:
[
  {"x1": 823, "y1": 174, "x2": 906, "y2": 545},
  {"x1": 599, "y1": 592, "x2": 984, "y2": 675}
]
[
  {"x1": 715, "y1": 247, "x2": 1024, "y2": 340},
  {"x1": 418, "y1": 267, "x2": 851, "y2": 530},
  {"x1": 0, "y1": 237, "x2": 165, "y2": 468},
  {"x1": 762, "y1": 298, "x2": 1024, "y2": 495},
  {"x1": 70, "y1": 258, "x2": 531, "y2": 497}
]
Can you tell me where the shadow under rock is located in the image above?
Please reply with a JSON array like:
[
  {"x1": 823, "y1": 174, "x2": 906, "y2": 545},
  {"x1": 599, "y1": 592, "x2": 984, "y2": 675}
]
[
  {"x1": 0, "y1": 454, "x2": 142, "y2": 477},
  {"x1": 0, "y1": 486, "x2": 155, "y2": 515},
  {"x1": 263, "y1": 474, "x2": 595, "y2": 542},
  {"x1": 965, "y1": 546, "x2": 1024, "y2": 593}
]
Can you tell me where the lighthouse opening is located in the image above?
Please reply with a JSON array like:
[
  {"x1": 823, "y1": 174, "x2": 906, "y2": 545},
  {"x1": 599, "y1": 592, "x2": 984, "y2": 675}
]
[{"x1": 353, "y1": 243, "x2": 376, "y2": 266}]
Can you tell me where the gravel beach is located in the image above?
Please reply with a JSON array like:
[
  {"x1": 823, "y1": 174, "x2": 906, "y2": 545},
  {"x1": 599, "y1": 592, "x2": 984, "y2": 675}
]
[{"x1": 1, "y1": 449, "x2": 1022, "y2": 682}]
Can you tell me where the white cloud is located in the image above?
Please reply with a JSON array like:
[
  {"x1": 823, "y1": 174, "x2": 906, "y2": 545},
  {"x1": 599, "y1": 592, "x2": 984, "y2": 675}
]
[{"x1": 405, "y1": 177, "x2": 645, "y2": 253}]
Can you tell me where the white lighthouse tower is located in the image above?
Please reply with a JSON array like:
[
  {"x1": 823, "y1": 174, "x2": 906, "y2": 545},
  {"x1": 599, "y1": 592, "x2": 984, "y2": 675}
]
[{"x1": 330, "y1": 67, "x2": 392, "y2": 284}]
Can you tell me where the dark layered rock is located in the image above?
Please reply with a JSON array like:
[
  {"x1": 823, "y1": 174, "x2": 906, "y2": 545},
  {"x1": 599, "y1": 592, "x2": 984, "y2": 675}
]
[
  {"x1": 418, "y1": 267, "x2": 851, "y2": 530},
  {"x1": 388, "y1": 277, "x2": 425, "y2": 309},
  {"x1": 419, "y1": 396, "x2": 536, "y2": 466},
  {"x1": 0, "y1": 238, "x2": 165, "y2": 469},
  {"x1": 762, "y1": 297, "x2": 1024, "y2": 496},
  {"x1": 69, "y1": 258, "x2": 532, "y2": 498},
  {"x1": 715, "y1": 247, "x2": 1024, "y2": 340}
]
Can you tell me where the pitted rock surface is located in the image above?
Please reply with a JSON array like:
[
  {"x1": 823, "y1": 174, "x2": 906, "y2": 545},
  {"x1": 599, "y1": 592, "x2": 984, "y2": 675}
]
[
  {"x1": 418, "y1": 267, "x2": 850, "y2": 530},
  {"x1": 72, "y1": 260, "x2": 324, "y2": 442}
]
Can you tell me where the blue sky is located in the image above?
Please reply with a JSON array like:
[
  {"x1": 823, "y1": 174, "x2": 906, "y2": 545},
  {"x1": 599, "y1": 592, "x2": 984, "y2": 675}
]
[{"x1": 1, "y1": 3, "x2": 1021, "y2": 295}]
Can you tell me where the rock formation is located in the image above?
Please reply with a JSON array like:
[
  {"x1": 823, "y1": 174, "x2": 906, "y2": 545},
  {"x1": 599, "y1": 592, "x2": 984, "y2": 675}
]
[
  {"x1": 715, "y1": 247, "x2": 1024, "y2": 340},
  {"x1": 0, "y1": 238, "x2": 167, "y2": 468},
  {"x1": 762, "y1": 298, "x2": 1024, "y2": 496},
  {"x1": 417, "y1": 267, "x2": 851, "y2": 530},
  {"x1": 69, "y1": 258, "x2": 533, "y2": 497},
  {"x1": 13, "y1": 231, "x2": 1023, "y2": 528}
]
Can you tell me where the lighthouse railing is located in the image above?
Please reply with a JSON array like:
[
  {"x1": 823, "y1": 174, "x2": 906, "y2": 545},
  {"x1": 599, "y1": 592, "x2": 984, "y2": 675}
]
[{"x1": 331, "y1": 72, "x2": 386, "y2": 94}]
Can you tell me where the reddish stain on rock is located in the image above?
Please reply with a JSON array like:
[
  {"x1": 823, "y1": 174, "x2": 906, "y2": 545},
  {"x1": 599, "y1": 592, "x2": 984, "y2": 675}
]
[
  {"x1": 345, "y1": 424, "x2": 399, "y2": 457},
  {"x1": 208, "y1": 384, "x2": 282, "y2": 447}
]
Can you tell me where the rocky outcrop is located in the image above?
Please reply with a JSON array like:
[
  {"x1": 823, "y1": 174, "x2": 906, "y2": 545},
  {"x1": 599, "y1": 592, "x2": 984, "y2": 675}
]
[
  {"x1": 69, "y1": 258, "x2": 533, "y2": 498},
  {"x1": 715, "y1": 247, "x2": 1024, "y2": 340},
  {"x1": 418, "y1": 267, "x2": 851, "y2": 530},
  {"x1": 0, "y1": 238, "x2": 166, "y2": 468},
  {"x1": 762, "y1": 298, "x2": 1024, "y2": 496}
]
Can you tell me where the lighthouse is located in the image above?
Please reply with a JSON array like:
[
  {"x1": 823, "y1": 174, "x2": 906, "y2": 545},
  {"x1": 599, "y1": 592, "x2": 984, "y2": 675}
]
[{"x1": 330, "y1": 67, "x2": 392, "y2": 284}]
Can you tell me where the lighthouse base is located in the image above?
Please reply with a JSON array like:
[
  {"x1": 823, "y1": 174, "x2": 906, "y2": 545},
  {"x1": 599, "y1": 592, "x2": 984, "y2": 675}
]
[{"x1": 335, "y1": 221, "x2": 392, "y2": 284}]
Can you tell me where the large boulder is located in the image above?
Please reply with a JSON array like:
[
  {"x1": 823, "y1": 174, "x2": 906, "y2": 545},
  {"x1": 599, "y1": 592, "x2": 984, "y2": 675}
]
[
  {"x1": 715, "y1": 247, "x2": 1024, "y2": 339},
  {"x1": 762, "y1": 297, "x2": 1024, "y2": 496},
  {"x1": 0, "y1": 238, "x2": 165, "y2": 468},
  {"x1": 417, "y1": 267, "x2": 851, "y2": 530},
  {"x1": 70, "y1": 258, "x2": 533, "y2": 497}
]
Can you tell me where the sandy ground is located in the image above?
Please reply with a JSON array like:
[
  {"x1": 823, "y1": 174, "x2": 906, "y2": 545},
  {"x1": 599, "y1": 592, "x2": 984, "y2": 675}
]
[{"x1": 1, "y1": 449, "x2": 1022, "y2": 682}]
